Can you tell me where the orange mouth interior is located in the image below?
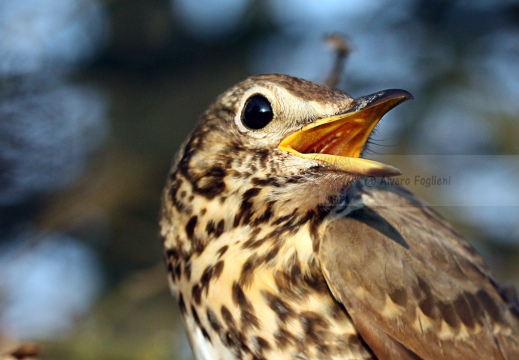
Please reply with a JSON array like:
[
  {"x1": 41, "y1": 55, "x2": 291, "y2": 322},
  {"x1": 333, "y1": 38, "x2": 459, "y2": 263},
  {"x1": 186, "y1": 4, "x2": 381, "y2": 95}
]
[
  {"x1": 278, "y1": 92, "x2": 412, "y2": 177},
  {"x1": 282, "y1": 109, "x2": 379, "y2": 159}
]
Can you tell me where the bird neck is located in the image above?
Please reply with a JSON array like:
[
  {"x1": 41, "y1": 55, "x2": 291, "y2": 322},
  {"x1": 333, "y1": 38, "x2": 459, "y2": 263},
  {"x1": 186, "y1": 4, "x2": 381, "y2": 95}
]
[
  {"x1": 161, "y1": 167, "x2": 360, "y2": 360},
  {"x1": 162, "y1": 167, "x2": 334, "y2": 256}
]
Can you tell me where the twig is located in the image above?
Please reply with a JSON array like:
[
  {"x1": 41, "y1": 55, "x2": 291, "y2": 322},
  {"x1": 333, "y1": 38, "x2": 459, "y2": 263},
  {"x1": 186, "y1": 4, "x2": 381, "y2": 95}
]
[{"x1": 323, "y1": 34, "x2": 353, "y2": 89}]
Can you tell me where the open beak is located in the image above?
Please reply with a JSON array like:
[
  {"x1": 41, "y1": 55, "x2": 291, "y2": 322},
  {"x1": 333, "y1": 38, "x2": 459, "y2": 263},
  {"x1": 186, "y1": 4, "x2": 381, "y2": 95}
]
[{"x1": 278, "y1": 89, "x2": 413, "y2": 177}]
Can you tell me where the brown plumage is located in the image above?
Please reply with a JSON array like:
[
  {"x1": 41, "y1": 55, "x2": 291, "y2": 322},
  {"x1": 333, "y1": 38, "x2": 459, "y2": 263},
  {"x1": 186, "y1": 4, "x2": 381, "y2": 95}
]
[{"x1": 160, "y1": 73, "x2": 519, "y2": 359}]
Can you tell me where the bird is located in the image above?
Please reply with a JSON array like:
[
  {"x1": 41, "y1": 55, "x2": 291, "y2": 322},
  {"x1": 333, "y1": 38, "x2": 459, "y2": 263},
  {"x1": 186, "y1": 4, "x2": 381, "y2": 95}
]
[{"x1": 159, "y1": 73, "x2": 519, "y2": 359}]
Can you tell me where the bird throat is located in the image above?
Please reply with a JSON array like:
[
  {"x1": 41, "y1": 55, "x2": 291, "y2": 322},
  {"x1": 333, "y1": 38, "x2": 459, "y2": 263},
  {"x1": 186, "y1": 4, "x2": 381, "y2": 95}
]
[{"x1": 161, "y1": 162, "x2": 372, "y2": 359}]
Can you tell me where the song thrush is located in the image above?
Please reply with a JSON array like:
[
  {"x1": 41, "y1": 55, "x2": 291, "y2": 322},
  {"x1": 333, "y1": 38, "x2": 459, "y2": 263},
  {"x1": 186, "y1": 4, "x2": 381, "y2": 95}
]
[{"x1": 160, "y1": 73, "x2": 519, "y2": 359}]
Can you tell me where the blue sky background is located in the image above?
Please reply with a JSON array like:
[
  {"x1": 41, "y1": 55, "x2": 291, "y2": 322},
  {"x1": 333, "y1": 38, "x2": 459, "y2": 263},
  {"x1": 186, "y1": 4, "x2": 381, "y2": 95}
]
[{"x1": 1, "y1": 0, "x2": 518, "y2": 358}]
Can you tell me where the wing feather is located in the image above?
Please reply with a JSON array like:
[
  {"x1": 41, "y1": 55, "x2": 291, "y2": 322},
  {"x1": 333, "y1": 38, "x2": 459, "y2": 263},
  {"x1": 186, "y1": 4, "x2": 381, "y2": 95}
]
[{"x1": 319, "y1": 181, "x2": 519, "y2": 359}]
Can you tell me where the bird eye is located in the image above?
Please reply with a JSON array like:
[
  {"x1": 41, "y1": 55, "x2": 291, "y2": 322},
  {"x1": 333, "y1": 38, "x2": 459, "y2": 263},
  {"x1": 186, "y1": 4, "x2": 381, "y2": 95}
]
[{"x1": 241, "y1": 95, "x2": 273, "y2": 130}]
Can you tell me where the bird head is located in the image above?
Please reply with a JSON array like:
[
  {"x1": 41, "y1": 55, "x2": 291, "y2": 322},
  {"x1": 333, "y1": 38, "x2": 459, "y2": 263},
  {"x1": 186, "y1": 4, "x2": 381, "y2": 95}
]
[{"x1": 174, "y1": 74, "x2": 411, "y2": 206}]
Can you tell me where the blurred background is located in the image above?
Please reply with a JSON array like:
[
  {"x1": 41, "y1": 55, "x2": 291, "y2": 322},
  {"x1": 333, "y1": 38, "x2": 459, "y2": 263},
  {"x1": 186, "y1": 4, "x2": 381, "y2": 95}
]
[{"x1": 1, "y1": 0, "x2": 519, "y2": 359}]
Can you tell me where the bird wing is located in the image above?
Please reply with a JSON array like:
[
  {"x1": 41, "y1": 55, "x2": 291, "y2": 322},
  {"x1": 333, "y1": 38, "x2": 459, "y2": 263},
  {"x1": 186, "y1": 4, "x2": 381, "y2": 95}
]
[{"x1": 318, "y1": 181, "x2": 519, "y2": 359}]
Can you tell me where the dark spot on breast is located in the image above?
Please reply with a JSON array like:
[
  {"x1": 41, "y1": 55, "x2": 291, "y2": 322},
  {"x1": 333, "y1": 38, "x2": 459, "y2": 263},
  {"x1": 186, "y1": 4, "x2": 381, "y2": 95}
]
[
  {"x1": 221, "y1": 305, "x2": 235, "y2": 327},
  {"x1": 178, "y1": 138, "x2": 227, "y2": 199},
  {"x1": 215, "y1": 220, "x2": 225, "y2": 238},
  {"x1": 232, "y1": 282, "x2": 259, "y2": 329},
  {"x1": 165, "y1": 249, "x2": 175, "y2": 271},
  {"x1": 230, "y1": 140, "x2": 245, "y2": 153},
  {"x1": 286, "y1": 175, "x2": 304, "y2": 184},
  {"x1": 260, "y1": 247, "x2": 278, "y2": 265},
  {"x1": 304, "y1": 269, "x2": 329, "y2": 294},
  {"x1": 253, "y1": 202, "x2": 274, "y2": 225},
  {"x1": 169, "y1": 178, "x2": 185, "y2": 212},
  {"x1": 275, "y1": 271, "x2": 299, "y2": 299},
  {"x1": 213, "y1": 260, "x2": 224, "y2": 280},
  {"x1": 389, "y1": 287, "x2": 408, "y2": 307},
  {"x1": 206, "y1": 220, "x2": 216, "y2": 236},
  {"x1": 207, "y1": 308, "x2": 222, "y2": 332},
  {"x1": 251, "y1": 177, "x2": 280, "y2": 187},
  {"x1": 239, "y1": 255, "x2": 259, "y2": 286},
  {"x1": 224, "y1": 332, "x2": 235, "y2": 351},
  {"x1": 200, "y1": 208, "x2": 207, "y2": 216},
  {"x1": 185, "y1": 216, "x2": 198, "y2": 240},
  {"x1": 263, "y1": 291, "x2": 295, "y2": 323},
  {"x1": 234, "y1": 188, "x2": 262, "y2": 227},
  {"x1": 234, "y1": 206, "x2": 251, "y2": 228},
  {"x1": 180, "y1": 190, "x2": 186, "y2": 198},
  {"x1": 254, "y1": 336, "x2": 271, "y2": 353},
  {"x1": 174, "y1": 263, "x2": 182, "y2": 280},
  {"x1": 191, "y1": 305, "x2": 201, "y2": 326},
  {"x1": 438, "y1": 301, "x2": 460, "y2": 329},
  {"x1": 191, "y1": 166, "x2": 227, "y2": 200},
  {"x1": 273, "y1": 212, "x2": 297, "y2": 226},
  {"x1": 232, "y1": 282, "x2": 248, "y2": 308},
  {"x1": 476, "y1": 289, "x2": 503, "y2": 324},
  {"x1": 165, "y1": 248, "x2": 179, "y2": 261},
  {"x1": 201, "y1": 327, "x2": 211, "y2": 342},
  {"x1": 291, "y1": 264, "x2": 302, "y2": 284},
  {"x1": 200, "y1": 265, "x2": 214, "y2": 292},
  {"x1": 225, "y1": 328, "x2": 249, "y2": 357},
  {"x1": 274, "y1": 328, "x2": 296, "y2": 349},
  {"x1": 242, "y1": 236, "x2": 265, "y2": 250},
  {"x1": 242, "y1": 309, "x2": 260, "y2": 331},
  {"x1": 185, "y1": 261, "x2": 192, "y2": 281},
  {"x1": 241, "y1": 228, "x2": 264, "y2": 250},
  {"x1": 252, "y1": 149, "x2": 269, "y2": 168},
  {"x1": 217, "y1": 245, "x2": 228, "y2": 258},
  {"x1": 192, "y1": 284, "x2": 202, "y2": 305},
  {"x1": 166, "y1": 261, "x2": 174, "y2": 277},
  {"x1": 229, "y1": 170, "x2": 242, "y2": 178},
  {"x1": 299, "y1": 311, "x2": 330, "y2": 345}
]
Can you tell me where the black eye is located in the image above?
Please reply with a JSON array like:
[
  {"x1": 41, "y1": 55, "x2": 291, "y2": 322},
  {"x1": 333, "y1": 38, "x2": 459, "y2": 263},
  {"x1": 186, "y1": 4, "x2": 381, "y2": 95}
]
[{"x1": 241, "y1": 95, "x2": 273, "y2": 130}]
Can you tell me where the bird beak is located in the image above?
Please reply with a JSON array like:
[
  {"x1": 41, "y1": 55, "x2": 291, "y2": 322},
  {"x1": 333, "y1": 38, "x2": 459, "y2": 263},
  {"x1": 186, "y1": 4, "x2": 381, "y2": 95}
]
[{"x1": 278, "y1": 89, "x2": 413, "y2": 177}]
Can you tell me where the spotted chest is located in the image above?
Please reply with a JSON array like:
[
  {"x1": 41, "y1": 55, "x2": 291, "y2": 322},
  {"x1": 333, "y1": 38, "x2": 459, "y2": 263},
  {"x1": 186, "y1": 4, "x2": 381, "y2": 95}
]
[
  {"x1": 161, "y1": 175, "x2": 374, "y2": 360},
  {"x1": 166, "y1": 228, "x2": 374, "y2": 360}
]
